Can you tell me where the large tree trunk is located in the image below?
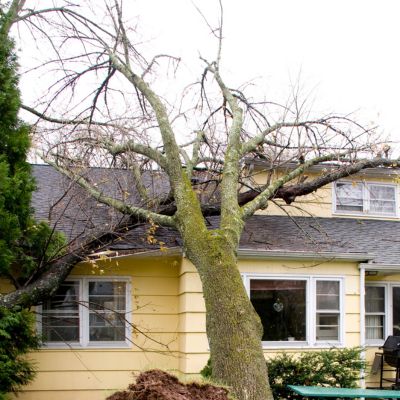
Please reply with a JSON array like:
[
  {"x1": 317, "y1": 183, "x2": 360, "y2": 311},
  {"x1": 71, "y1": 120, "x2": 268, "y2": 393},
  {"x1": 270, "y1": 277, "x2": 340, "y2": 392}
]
[{"x1": 185, "y1": 233, "x2": 273, "y2": 400}]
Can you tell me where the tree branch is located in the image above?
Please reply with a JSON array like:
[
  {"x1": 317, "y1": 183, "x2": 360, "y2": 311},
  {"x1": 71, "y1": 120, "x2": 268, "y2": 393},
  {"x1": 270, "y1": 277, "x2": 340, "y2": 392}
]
[
  {"x1": 240, "y1": 153, "x2": 398, "y2": 219},
  {"x1": 204, "y1": 60, "x2": 244, "y2": 246},
  {"x1": 22, "y1": 104, "x2": 120, "y2": 128},
  {"x1": 102, "y1": 139, "x2": 168, "y2": 170},
  {"x1": 0, "y1": 221, "x2": 138, "y2": 309},
  {"x1": 274, "y1": 157, "x2": 400, "y2": 204},
  {"x1": 45, "y1": 158, "x2": 176, "y2": 228},
  {"x1": 1, "y1": 0, "x2": 26, "y2": 34}
]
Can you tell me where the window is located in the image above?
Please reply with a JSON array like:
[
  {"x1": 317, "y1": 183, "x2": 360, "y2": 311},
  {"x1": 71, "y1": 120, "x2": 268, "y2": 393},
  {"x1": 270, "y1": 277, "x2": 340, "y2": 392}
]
[
  {"x1": 316, "y1": 281, "x2": 340, "y2": 341},
  {"x1": 365, "y1": 286, "x2": 385, "y2": 341},
  {"x1": 365, "y1": 284, "x2": 400, "y2": 344},
  {"x1": 246, "y1": 276, "x2": 343, "y2": 346},
  {"x1": 39, "y1": 277, "x2": 130, "y2": 347},
  {"x1": 335, "y1": 182, "x2": 397, "y2": 216},
  {"x1": 250, "y1": 279, "x2": 306, "y2": 341}
]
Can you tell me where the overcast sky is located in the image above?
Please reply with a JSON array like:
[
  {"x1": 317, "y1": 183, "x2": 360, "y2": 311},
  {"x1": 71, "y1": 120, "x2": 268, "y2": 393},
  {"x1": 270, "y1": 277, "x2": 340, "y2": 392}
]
[
  {"x1": 16, "y1": 0, "x2": 400, "y2": 150},
  {"x1": 131, "y1": 0, "x2": 400, "y2": 144}
]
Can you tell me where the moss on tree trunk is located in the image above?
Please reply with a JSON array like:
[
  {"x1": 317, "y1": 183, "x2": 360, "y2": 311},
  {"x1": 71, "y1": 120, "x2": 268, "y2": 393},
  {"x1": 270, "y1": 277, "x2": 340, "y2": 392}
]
[{"x1": 184, "y1": 231, "x2": 273, "y2": 400}]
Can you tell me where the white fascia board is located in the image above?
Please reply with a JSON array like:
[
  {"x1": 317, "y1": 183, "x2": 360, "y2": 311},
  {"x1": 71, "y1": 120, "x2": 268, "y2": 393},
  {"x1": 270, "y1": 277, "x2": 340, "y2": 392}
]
[
  {"x1": 238, "y1": 248, "x2": 374, "y2": 262},
  {"x1": 91, "y1": 247, "x2": 375, "y2": 263},
  {"x1": 359, "y1": 263, "x2": 400, "y2": 271},
  {"x1": 90, "y1": 246, "x2": 183, "y2": 260}
]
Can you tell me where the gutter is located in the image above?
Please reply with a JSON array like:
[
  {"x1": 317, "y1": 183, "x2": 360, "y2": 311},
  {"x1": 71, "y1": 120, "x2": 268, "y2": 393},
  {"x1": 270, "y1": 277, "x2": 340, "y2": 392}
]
[
  {"x1": 359, "y1": 263, "x2": 400, "y2": 271},
  {"x1": 246, "y1": 159, "x2": 400, "y2": 178},
  {"x1": 89, "y1": 246, "x2": 183, "y2": 260},
  {"x1": 238, "y1": 248, "x2": 374, "y2": 262},
  {"x1": 91, "y1": 247, "x2": 375, "y2": 262}
]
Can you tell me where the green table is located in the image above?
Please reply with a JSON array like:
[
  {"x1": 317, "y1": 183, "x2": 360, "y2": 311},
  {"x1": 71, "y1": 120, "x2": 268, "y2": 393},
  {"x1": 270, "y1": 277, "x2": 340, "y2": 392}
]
[{"x1": 288, "y1": 385, "x2": 400, "y2": 398}]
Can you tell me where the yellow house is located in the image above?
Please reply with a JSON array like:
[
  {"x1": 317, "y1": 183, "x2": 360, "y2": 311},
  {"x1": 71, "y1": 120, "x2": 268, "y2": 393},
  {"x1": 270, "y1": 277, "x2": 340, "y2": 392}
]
[{"x1": 9, "y1": 163, "x2": 400, "y2": 399}]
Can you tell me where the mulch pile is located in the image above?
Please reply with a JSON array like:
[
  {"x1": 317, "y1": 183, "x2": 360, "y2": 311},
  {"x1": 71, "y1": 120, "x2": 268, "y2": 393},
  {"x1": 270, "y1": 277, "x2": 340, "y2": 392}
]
[{"x1": 106, "y1": 369, "x2": 229, "y2": 400}]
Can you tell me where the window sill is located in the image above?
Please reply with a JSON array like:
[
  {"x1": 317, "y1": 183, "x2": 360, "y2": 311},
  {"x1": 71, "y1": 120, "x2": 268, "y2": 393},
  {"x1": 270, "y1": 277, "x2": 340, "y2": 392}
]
[
  {"x1": 333, "y1": 211, "x2": 399, "y2": 220},
  {"x1": 41, "y1": 342, "x2": 131, "y2": 350},
  {"x1": 262, "y1": 341, "x2": 343, "y2": 350},
  {"x1": 365, "y1": 341, "x2": 384, "y2": 348}
]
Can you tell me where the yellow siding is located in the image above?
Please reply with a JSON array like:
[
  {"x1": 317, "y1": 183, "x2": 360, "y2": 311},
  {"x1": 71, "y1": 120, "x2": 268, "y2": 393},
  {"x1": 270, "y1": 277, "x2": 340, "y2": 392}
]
[
  {"x1": 177, "y1": 257, "x2": 363, "y2": 377},
  {"x1": 250, "y1": 169, "x2": 399, "y2": 220},
  {"x1": 240, "y1": 258, "x2": 360, "y2": 278},
  {"x1": 177, "y1": 259, "x2": 208, "y2": 375},
  {"x1": 18, "y1": 255, "x2": 181, "y2": 400},
  {"x1": 16, "y1": 252, "x2": 400, "y2": 398},
  {"x1": 13, "y1": 390, "x2": 115, "y2": 400}
]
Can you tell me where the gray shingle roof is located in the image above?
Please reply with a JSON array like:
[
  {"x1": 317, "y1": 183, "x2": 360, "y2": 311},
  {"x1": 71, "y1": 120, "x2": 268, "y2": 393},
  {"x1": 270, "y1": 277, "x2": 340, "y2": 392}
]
[{"x1": 31, "y1": 164, "x2": 400, "y2": 264}]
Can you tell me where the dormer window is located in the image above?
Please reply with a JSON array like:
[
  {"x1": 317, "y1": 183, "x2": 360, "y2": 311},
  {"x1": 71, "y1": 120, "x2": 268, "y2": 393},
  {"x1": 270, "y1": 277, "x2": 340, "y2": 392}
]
[{"x1": 334, "y1": 181, "x2": 397, "y2": 217}]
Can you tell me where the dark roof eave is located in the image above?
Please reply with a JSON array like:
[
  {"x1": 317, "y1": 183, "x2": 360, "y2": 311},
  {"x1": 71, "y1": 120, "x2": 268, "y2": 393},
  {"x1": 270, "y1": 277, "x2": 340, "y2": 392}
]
[{"x1": 245, "y1": 159, "x2": 400, "y2": 178}]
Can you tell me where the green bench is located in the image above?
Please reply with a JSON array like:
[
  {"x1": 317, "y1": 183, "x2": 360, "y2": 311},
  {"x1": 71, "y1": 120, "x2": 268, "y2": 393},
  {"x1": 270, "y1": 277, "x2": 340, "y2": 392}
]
[{"x1": 288, "y1": 385, "x2": 400, "y2": 398}]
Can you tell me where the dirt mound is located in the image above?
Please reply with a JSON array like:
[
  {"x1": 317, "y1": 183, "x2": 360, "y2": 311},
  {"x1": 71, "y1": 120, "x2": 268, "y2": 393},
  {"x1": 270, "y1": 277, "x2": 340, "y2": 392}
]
[{"x1": 106, "y1": 369, "x2": 229, "y2": 400}]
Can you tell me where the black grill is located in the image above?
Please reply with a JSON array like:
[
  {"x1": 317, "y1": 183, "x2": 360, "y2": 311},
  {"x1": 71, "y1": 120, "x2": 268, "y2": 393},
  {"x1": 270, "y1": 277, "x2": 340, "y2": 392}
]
[
  {"x1": 378, "y1": 336, "x2": 400, "y2": 388},
  {"x1": 381, "y1": 336, "x2": 400, "y2": 367}
]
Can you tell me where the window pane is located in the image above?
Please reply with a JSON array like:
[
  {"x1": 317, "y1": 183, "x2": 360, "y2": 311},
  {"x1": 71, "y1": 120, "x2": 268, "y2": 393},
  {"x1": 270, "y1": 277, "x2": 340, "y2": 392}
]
[
  {"x1": 369, "y1": 185, "x2": 395, "y2": 200},
  {"x1": 366, "y1": 315, "x2": 384, "y2": 340},
  {"x1": 88, "y1": 281, "x2": 127, "y2": 342},
  {"x1": 89, "y1": 312, "x2": 125, "y2": 341},
  {"x1": 250, "y1": 279, "x2": 306, "y2": 341},
  {"x1": 42, "y1": 281, "x2": 80, "y2": 342},
  {"x1": 316, "y1": 313, "x2": 339, "y2": 341},
  {"x1": 316, "y1": 281, "x2": 339, "y2": 310},
  {"x1": 393, "y1": 287, "x2": 400, "y2": 336},
  {"x1": 369, "y1": 185, "x2": 396, "y2": 214},
  {"x1": 336, "y1": 182, "x2": 363, "y2": 212},
  {"x1": 365, "y1": 286, "x2": 385, "y2": 313},
  {"x1": 365, "y1": 286, "x2": 385, "y2": 340}
]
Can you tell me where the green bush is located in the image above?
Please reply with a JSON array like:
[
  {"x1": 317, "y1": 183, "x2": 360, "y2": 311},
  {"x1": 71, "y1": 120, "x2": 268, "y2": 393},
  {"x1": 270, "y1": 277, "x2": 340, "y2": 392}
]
[
  {"x1": 266, "y1": 347, "x2": 366, "y2": 399},
  {"x1": 200, "y1": 358, "x2": 212, "y2": 379},
  {"x1": 200, "y1": 347, "x2": 366, "y2": 400},
  {"x1": 0, "y1": 308, "x2": 40, "y2": 399}
]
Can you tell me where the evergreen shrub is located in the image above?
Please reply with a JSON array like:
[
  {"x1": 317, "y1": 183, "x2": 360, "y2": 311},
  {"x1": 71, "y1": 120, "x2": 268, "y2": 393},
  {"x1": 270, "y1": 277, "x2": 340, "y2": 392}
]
[
  {"x1": 200, "y1": 347, "x2": 366, "y2": 400},
  {"x1": 0, "y1": 307, "x2": 40, "y2": 399}
]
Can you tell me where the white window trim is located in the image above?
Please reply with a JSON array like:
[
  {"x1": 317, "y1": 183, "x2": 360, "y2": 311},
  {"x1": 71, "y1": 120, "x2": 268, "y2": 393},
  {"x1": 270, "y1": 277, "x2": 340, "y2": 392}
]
[
  {"x1": 365, "y1": 282, "x2": 400, "y2": 347},
  {"x1": 332, "y1": 181, "x2": 399, "y2": 218},
  {"x1": 37, "y1": 276, "x2": 132, "y2": 349},
  {"x1": 242, "y1": 273, "x2": 345, "y2": 349}
]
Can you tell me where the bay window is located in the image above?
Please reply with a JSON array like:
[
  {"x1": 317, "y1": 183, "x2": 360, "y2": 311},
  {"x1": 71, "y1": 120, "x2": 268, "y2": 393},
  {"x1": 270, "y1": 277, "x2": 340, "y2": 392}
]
[
  {"x1": 39, "y1": 277, "x2": 130, "y2": 347},
  {"x1": 334, "y1": 181, "x2": 397, "y2": 216},
  {"x1": 245, "y1": 275, "x2": 343, "y2": 346}
]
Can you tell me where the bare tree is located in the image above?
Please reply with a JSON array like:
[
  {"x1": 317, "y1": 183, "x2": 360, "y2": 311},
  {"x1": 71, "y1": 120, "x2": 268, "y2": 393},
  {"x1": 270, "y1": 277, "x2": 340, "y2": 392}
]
[{"x1": 5, "y1": 1, "x2": 400, "y2": 400}]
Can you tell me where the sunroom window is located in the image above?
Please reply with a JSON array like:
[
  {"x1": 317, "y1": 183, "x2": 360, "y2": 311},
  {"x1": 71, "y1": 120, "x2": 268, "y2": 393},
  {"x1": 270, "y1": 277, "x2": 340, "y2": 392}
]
[
  {"x1": 40, "y1": 278, "x2": 129, "y2": 347},
  {"x1": 365, "y1": 284, "x2": 400, "y2": 344},
  {"x1": 365, "y1": 286, "x2": 385, "y2": 341},
  {"x1": 247, "y1": 276, "x2": 342, "y2": 345},
  {"x1": 335, "y1": 182, "x2": 397, "y2": 216}
]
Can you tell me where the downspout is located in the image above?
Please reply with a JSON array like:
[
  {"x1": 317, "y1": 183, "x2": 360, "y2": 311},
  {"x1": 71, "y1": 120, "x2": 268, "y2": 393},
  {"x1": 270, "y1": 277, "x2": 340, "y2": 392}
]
[{"x1": 359, "y1": 263, "x2": 366, "y2": 388}]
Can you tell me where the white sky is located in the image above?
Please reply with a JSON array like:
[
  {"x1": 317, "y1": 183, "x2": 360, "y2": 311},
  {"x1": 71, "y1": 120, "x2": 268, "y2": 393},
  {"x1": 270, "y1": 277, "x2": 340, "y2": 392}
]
[
  {"x1": 131, "y1": 0, "x2": 400, "y2": 144},
  {"x1": 15, "y1": 0, "x2": 400, "y2": 150}
]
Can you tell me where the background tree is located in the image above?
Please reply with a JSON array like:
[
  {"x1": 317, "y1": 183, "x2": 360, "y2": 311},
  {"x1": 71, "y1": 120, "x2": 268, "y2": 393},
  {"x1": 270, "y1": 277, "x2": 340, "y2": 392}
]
[
  {"x1": 0, "y1": 2, "x2": 70, "y2": 397},
  {"x1": 1, "y1": 2, "x2": 399, "y2": 400},
  {"x1": 0, "y1": 2, "x2": 42, "y2": 397}
]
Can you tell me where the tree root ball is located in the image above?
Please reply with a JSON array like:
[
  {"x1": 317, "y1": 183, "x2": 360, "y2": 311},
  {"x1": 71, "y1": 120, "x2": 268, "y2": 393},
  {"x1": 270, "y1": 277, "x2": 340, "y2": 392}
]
[{"x1": 106, "y1": 369, "x2": 230, "y2": 400}]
